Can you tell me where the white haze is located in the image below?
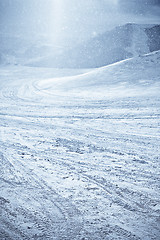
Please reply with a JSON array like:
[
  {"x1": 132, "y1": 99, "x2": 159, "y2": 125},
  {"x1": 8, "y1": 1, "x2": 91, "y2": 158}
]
[{"x1": 0, "y1": 0, "x2": 160, "y2": 47}]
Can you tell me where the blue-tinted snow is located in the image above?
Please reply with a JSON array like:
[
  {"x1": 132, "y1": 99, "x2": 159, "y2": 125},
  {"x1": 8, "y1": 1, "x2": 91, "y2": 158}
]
[{"x1": 0, "y1": 50, "x2": 160, "y2": 239}]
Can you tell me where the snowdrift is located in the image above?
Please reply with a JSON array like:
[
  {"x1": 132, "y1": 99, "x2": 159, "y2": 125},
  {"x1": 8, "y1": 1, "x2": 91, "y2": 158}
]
[{"x1": 31, "y1": 23, "x2": 160, "y2": 68}]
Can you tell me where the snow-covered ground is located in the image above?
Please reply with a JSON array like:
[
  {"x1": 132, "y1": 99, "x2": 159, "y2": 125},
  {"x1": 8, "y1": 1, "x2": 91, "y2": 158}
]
[{"x1": 0, "y1": 51, "x2": 160, "y2": 239}]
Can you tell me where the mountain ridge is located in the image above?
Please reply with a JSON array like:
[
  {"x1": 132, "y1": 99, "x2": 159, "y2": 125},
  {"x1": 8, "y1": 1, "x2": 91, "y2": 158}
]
[
  {"x1": 29, "y1": 23, "x2": 160, "y2": 68},
  {"x1": 0, "y1": 23, "x2": 160, "y2": 68}
]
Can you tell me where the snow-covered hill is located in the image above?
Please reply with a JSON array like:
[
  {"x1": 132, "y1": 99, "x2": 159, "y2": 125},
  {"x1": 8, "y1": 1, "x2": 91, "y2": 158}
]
[
  {"x1": 30, "y1": 23, "x2": 160, "y2": 68},
  {"x1": 1, "y1": 23, "x2": 160, "y2": 68},
  {"x1": 35, "y1": 50, "x2": 160, "y2": 99}
]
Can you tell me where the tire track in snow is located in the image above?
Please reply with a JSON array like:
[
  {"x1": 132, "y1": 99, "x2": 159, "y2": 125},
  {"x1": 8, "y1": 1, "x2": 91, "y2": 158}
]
[
  {"x1": 0, "y1": 151, "x2": 84, "y2": 239},
  {"x1": 0, "y1": 65, "x2": 160, "y2": 239}
]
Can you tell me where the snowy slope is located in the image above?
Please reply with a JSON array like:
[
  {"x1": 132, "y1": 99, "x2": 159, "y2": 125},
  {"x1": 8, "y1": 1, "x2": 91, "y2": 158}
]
[
  {"x1": 36, "y1": 50, "x2": 160, "y2": 98},
  {"x1": 30, "y1": 23, "x2": 160, "y2": 68},
  {"x1": 0, "y1": 50, "x2": 160, "y2": 239},
  {"x1": 1, "y1": 23, "x2": 160, "y2": 68}
]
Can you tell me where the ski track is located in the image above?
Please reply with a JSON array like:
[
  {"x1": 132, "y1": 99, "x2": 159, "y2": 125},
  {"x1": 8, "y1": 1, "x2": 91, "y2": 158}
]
[{"x1": 0, "y1": 65, "x2": 160, "y2": 240}]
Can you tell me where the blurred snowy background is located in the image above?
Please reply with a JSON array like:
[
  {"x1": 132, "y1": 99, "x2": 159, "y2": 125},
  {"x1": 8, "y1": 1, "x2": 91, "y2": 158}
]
[{"x1": 0, "y1": 0, "x2": 160, "y2": 67}]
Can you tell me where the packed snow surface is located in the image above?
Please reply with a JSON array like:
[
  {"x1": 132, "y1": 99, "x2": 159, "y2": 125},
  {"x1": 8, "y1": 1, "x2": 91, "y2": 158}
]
[{"x1": 0, "y1": 51, "x2": 160, "y2": 239}]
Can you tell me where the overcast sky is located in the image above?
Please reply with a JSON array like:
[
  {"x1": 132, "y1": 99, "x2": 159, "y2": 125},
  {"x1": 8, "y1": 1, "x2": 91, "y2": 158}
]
[{"x1": 0, "y1": 0, "x2": 160, "y2": 46}]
